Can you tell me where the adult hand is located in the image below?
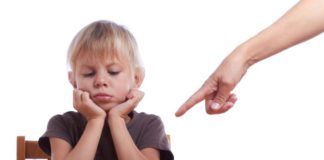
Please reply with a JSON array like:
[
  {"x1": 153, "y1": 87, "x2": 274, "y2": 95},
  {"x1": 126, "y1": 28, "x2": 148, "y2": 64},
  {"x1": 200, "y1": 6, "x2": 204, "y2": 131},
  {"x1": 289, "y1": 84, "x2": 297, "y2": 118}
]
[
  {"x1": 175, "y1": 53, "x2": 247, "y2": 116},
  {"x1": 73, "y1": 89, "x2": 106, "y2": 121},
  {"x1": 176, "y1": 0, "x2": 324, "y2": 117}
]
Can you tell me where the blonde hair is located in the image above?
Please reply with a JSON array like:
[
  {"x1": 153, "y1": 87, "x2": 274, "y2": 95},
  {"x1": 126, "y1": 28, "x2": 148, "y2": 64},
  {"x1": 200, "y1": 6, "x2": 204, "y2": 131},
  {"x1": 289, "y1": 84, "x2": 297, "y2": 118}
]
[{"x1": 67, "y1": 20, "x2": 143, "y2": 74}]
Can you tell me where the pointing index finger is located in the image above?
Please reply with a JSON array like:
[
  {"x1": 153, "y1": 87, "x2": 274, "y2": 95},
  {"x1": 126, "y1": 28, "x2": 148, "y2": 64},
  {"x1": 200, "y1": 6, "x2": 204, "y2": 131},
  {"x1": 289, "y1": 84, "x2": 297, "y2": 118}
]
[{"x1": 175, "y1": 86, "x2": 209, "y2": 117}]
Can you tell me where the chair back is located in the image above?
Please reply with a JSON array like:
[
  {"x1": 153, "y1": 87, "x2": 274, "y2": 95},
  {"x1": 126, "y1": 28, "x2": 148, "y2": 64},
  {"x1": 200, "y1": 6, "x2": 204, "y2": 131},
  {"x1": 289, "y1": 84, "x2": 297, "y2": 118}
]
[
  {"x1": 17, "y1": 136, "x2": 51, "y2": 160},
  {"x1": 17, "y1": 134, "x2": 170, "y2": 159}
]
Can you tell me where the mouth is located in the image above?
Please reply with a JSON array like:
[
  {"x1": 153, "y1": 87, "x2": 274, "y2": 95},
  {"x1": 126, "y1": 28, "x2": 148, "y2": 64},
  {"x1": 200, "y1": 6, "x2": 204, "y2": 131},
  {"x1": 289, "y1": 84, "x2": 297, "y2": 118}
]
[{"x1": 92, "y1": 93, "x2": 113, "y2": 102}]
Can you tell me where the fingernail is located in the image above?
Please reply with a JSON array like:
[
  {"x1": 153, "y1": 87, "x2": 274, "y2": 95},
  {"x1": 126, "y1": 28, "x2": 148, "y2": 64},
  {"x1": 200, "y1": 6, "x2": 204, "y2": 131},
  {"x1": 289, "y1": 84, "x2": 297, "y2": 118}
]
[{"x1": 211, "y1": 103, "x2": 220, "y2": 110}]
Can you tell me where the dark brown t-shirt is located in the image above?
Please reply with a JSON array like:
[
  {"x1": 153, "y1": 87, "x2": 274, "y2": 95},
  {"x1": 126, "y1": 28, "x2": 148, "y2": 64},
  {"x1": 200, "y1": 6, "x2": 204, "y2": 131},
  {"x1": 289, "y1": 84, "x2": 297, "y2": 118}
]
[{"x1": 39, "y1": 111, "x2": 174, "y2": 160}]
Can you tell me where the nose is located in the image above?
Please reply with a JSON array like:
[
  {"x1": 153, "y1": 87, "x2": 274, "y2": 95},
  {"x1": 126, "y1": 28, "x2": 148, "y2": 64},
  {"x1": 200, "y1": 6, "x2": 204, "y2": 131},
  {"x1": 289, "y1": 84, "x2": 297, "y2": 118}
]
[{"x1": 94, "y1": 73, "x2": 109, "y2": 88}]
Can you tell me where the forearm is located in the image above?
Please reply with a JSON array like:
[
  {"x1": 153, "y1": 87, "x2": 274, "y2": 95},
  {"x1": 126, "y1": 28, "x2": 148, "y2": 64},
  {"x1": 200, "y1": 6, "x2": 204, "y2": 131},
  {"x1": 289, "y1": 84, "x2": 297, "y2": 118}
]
[
  {"x1": 65, "y1": 118, "x2": 105, "y2": 160},
  {"x1": 108, "y1": 115, "x2": 148, "y2": 160},
  {"x1": 236, "y1": 0, "x2": 324, "y2": 68}
]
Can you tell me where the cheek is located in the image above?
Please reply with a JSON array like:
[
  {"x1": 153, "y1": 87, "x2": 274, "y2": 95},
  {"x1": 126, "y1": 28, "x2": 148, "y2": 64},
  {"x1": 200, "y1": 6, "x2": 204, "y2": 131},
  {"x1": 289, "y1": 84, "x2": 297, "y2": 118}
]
[
  {"x1": 118, "y1": 83, "x2": 131, "y2": 95},
  {"x1": 76, "y1": 79, "x2": 91, "y2": 91},
  {"x1": 115, "y1": 80, "x2": 133, "y2": 96}
]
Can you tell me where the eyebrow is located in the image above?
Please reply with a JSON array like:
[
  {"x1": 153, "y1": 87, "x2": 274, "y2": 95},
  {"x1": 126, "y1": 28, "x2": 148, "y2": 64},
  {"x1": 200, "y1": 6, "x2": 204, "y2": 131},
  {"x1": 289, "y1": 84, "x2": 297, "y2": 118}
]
[{"x1": 79, "y1": 61, "x2": 122, "y2": 69}]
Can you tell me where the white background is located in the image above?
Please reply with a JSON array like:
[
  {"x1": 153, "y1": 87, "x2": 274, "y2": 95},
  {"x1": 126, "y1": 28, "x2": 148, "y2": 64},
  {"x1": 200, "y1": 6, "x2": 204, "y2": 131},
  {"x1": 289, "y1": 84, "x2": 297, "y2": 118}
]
[{"x1": 1, "y1": 0, "x2": 324, "y2": 159}]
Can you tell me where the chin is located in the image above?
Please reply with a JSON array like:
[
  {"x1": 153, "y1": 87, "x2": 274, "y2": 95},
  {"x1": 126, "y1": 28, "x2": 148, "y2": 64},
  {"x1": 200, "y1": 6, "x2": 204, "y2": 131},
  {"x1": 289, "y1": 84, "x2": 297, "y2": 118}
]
[{"x1": 99, "y1": 103, "x2": 118, "y2": 112}]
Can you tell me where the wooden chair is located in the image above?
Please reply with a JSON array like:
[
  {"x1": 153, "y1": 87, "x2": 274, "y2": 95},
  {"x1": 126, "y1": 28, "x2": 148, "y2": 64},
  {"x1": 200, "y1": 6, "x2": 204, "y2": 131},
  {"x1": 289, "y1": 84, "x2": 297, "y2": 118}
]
[
  {"x1": 166, "y1": 134, "x2": 171, "y2": 145},
  {"x1": 17, "y1": 136, "x2": 51, "y2": 160},
  {"x1": 17, "y1": 134, "x2": 170, "y2": 159}
]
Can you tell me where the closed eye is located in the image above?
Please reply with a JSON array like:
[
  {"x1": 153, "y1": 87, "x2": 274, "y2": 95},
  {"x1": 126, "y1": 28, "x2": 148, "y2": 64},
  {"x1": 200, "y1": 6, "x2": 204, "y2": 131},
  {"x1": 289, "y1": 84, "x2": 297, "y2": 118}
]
[
  {"x1": 108, "y1": 71, "x2": 120, "y2": 76},
  {"x1": 83, "y1": 72, "x2": 95, "y2": 77}
]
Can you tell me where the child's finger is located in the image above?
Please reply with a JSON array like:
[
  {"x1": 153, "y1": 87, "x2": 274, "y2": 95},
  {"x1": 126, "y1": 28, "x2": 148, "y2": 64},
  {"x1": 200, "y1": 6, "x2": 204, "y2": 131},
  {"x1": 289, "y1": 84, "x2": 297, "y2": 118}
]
[{"x1": 126, "y1": 90, "x2": 144, "y2": 107}]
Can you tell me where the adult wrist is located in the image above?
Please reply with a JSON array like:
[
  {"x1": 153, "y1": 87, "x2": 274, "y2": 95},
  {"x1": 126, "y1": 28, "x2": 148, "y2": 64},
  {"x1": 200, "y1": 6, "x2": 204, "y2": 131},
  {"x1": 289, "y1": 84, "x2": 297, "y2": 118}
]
[{"x1": 229, "y1": 45, "x2": 254, "y2": 71}]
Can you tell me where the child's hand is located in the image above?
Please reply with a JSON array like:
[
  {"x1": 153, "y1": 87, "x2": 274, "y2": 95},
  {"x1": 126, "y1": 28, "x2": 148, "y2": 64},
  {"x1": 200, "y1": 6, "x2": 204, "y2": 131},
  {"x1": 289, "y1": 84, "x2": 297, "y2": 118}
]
[
  {"x1": 108, "y1": 89, "x2": 144, "y2": 120},
  {"x1": 73, "y1": 89, "x2": 106, "y2": 121}
]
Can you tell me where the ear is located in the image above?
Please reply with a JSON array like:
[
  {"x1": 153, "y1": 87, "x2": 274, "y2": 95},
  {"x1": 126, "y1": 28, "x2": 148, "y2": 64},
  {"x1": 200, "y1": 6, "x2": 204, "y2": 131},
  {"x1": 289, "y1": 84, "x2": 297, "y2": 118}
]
[
  {"x1": 134, "y1": 67, "x2": 145, "y2": 88},
  {"x1": 68, "y1": 72, "x2": 77, "y2": 88}
]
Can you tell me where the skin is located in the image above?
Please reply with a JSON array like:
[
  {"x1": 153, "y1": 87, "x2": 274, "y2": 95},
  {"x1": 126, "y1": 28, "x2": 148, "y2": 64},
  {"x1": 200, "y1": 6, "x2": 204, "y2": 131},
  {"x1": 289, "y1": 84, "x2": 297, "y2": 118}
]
[
  {"x1": 49, "y1": 56, "x2": 159, "y2": 160},
  {"x1": 176, "y1": 0, "x2": 324, "y2": 117}
]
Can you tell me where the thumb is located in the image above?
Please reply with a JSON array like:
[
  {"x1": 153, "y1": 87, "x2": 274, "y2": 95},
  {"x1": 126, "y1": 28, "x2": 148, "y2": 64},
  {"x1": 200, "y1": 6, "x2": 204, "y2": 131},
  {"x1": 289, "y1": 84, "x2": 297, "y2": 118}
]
[
  {"x1": 208, "y1": 82, "x2": 232, "y2": 111},
  {"x1": 175, "y1": 85, "x2": 209, "y2": 117}
]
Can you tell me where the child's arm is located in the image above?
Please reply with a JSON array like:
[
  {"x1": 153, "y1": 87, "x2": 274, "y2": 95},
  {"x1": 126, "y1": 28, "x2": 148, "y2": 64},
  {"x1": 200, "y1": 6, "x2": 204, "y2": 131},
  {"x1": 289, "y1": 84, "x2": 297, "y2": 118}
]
[
  {"x1": 50, "y1": 118, "x2": 105, "y2": 160},
  {"x1": 50, "y1": 89, "x2": 106, "y2": 160},
  {"x1": 108, "y1": 89, "x2": 160, "y2": 160}
]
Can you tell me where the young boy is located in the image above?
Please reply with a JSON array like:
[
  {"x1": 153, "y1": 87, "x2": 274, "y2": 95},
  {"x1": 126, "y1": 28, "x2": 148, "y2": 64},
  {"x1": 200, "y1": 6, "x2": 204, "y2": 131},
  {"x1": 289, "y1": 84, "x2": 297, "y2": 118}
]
[{"x1": 39, "y1": 20, "x2": 173, "y2": 160}]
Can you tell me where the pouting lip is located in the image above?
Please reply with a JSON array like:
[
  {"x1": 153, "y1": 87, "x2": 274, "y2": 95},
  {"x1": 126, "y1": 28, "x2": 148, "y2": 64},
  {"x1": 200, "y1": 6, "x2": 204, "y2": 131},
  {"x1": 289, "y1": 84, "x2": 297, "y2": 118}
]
[
  {"x1": 93, "y1": 93, "x2": 112, "y2": 97},
  {"x1": 92, "y1": 93, "x2": 113, "y2": 102}
]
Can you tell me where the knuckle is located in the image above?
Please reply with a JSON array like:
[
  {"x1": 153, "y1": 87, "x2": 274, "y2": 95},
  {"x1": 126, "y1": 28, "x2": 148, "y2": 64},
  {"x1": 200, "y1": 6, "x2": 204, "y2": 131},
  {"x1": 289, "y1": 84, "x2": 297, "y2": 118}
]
[{"x1": 221, "y1": 78, "x2": 235, "y2": 87}]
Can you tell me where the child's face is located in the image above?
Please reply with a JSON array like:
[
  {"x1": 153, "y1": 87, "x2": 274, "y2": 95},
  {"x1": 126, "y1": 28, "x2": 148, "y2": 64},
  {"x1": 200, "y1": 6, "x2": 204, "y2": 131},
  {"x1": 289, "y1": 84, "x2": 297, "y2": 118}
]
[{"x1": 73, "y1": 56, "x2": 135, "y2": 111}]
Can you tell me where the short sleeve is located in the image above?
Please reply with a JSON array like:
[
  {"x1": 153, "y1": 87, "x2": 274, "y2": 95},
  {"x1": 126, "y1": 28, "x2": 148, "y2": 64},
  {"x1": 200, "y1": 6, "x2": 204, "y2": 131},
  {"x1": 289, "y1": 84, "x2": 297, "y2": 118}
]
[
  {"x1": 138, "y1": 115, "x2": 174, "y2": 160},
  {"x1": 38, "y1": 112, "x2": 84, "y2": 155}
]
